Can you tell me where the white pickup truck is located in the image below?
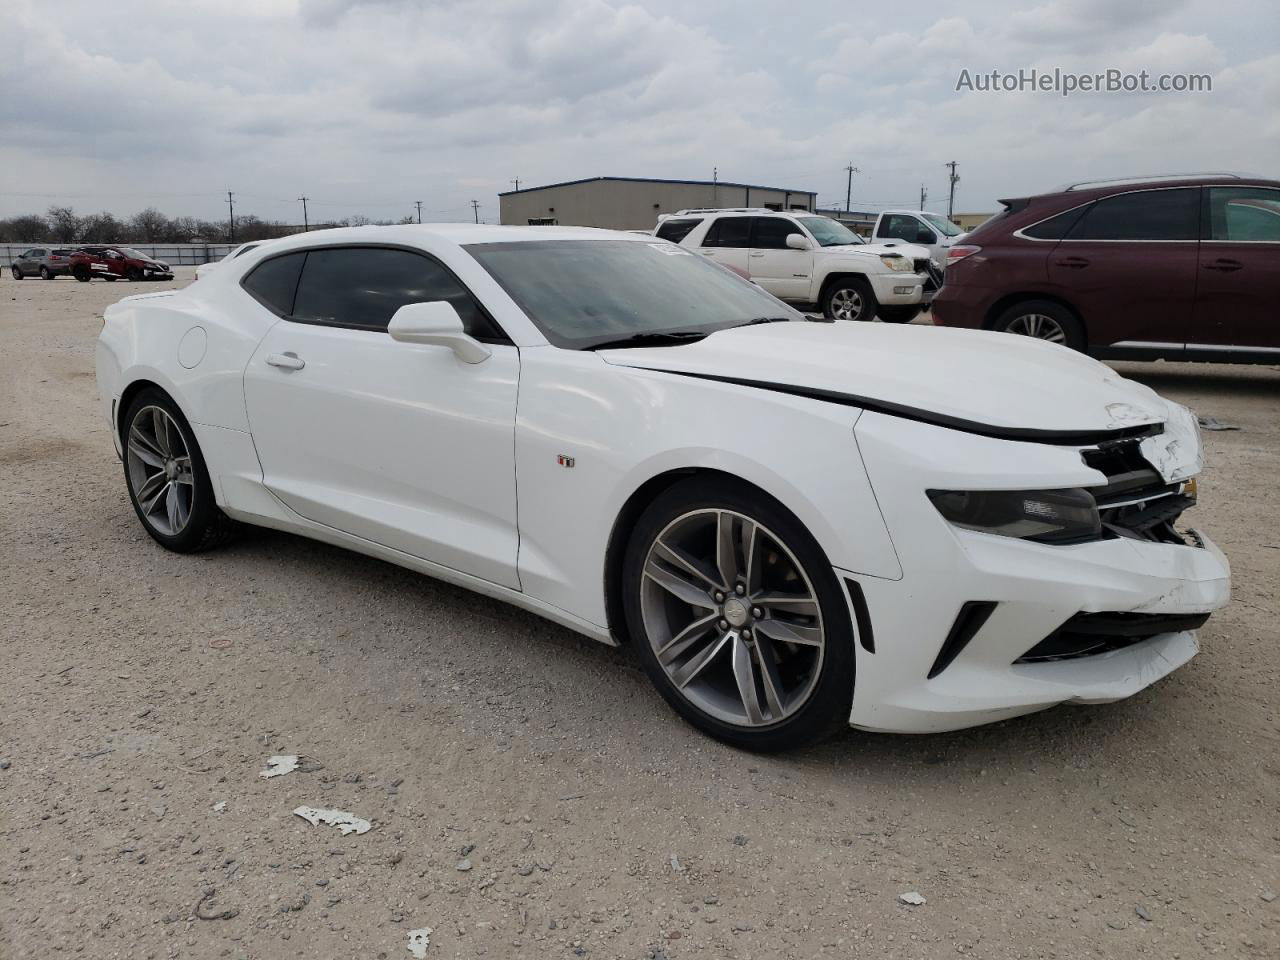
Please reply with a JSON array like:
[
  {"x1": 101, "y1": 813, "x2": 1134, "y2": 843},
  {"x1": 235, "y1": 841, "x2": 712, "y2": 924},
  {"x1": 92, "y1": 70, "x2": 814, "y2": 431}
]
[
  {"x1": 870, "y1": 209, "x2": 967, "y2": 265},
  {"x1": 655, "y1": 208, "x2": 932, "y2": 323}
]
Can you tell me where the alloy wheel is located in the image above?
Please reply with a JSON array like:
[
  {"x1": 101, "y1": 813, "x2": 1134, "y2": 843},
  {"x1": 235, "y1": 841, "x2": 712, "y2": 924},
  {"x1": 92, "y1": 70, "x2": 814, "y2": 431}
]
[
  {"x1": 640, "y1": 509, "x2": 826, "y2": 728},
  {"x1": 126, "y1": 405, "x2": 196, "y2": 536},
  {"x1": 1006, "y1": 312, "x2": 1067, "y2": 343},
  {"x1": 829, "y1": 287, "x2": 864, "y2": 322}
]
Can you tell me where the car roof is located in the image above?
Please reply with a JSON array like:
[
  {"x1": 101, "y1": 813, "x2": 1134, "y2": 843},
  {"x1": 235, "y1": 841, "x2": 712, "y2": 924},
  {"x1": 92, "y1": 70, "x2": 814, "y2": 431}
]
[
  {"x1": 255, "y1": 223, "x2": 653, "y2": 253},
  {"x1": 1018, "y1": 173, "x2": 1280, "y2": 204}
]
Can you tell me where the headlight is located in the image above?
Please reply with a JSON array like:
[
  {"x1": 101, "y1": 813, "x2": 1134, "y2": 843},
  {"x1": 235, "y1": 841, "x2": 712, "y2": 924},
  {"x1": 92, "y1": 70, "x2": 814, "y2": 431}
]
[
  {"x1": 927, "y1": 488, "x2": 1101, "y2": 544},
  {"x1": 880, "y1": 255, "x2": 914, "y2": 272}
]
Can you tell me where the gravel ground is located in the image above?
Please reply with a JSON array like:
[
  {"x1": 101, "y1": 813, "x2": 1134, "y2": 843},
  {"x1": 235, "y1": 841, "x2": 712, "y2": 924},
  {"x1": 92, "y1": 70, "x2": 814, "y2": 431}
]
[{"x1": 1, "y1": 269, "x2": 1277, "y2": 960}]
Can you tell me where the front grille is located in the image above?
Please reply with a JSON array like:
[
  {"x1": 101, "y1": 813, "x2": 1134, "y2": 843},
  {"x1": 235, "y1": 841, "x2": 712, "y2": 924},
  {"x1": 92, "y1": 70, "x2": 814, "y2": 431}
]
[
  {"x1": 1082, "y1": 442, "x2": 1192, "y2": 545},
  {"x1": 1015, "y1": 611, "x2": 1210, "y2": 663}
]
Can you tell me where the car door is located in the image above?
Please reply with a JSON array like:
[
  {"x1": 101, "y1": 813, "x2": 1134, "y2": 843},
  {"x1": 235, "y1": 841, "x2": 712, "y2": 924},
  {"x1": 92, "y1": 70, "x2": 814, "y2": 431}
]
[
  {"x1": 1191, "y1": 185, "x2": 1280, "y2": 351},
  {"x1": 1046, "y1": 186, "x2": 1201, "y2": 349},
  {"x1": 19, "y1": 249, "x2": 40, "y2": 276},
  {"x1": 696, "y1": 216, "x2": 751, "y2": 275},
  {"x1": 747, "y1": 216, "x2": 812, "y2": 300},
  {"x1": 241, "y1": 245, "x2": 522, "y2": 589}
]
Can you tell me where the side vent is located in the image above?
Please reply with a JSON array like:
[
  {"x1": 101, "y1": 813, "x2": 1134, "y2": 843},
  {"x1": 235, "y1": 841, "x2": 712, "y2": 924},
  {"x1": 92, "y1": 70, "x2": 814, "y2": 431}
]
[
  {"x1": 928, "y1": 601, "x2": 997, "y2": 679},
  {"x1": 843, "y1": 579, "x2": 875, "y2": 654}
]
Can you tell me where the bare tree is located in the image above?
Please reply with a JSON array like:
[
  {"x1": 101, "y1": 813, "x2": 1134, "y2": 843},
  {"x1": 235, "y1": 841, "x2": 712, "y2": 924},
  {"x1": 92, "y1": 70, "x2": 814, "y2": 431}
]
[
  {"x1": 0, "y1": 214, "x2": 49, "y2": 242},
  {"x1": 131, "y1": 207, "x2": 170, "y2": 242},
  {"x1": 46, "y1": 206, "x2": 82, "y2": 243},
  {"x1": 80, "y1": 212, "x2": 125, "y2": 243}
]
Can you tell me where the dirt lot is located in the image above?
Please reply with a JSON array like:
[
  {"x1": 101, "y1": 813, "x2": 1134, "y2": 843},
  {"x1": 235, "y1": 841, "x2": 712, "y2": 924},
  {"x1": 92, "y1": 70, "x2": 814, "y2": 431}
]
[{"x1": 1, "y1": 270, "x2": 1277, "y2": 960}]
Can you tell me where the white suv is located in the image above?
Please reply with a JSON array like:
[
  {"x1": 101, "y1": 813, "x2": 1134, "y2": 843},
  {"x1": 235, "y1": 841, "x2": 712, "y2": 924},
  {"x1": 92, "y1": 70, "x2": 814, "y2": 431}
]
[{"x1": 654, "y1": 209, "x2": 931, "y2": 322}]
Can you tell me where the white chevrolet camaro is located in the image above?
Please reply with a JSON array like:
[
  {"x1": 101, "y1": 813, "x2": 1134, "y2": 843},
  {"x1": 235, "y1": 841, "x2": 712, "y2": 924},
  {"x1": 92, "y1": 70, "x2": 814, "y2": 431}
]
[{"x1": 96, "y1": 224, "x2": 1230, "y2": 751}]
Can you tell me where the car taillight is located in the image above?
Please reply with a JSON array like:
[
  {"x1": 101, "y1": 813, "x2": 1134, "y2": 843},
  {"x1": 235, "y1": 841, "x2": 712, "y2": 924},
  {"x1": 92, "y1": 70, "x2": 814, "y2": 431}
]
[{"x1": 947, "y1": 245, "x2": 982, "y2": 263}]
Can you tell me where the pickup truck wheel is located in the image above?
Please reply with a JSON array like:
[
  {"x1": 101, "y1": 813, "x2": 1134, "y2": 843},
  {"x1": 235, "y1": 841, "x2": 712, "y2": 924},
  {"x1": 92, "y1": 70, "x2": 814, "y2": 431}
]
[
  {"x1": 822, "y1": 278, "x2": 876, "y2": 322},
  {"x1": 991, "y1": 299, "x2": 1084, "y2": 352},
  {"x1": 877, "y1": 305, "x2": 920, "y2": 323}
]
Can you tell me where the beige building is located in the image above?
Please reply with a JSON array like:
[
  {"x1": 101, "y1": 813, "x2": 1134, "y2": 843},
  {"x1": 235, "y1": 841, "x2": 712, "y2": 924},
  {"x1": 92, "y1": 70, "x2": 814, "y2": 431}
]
[
  {"x1": 498, "y1": 176, "x2": 818, "y2": 231},
  {"x1": 952, "y1": 212, "x2": 994, "y2": 231}
]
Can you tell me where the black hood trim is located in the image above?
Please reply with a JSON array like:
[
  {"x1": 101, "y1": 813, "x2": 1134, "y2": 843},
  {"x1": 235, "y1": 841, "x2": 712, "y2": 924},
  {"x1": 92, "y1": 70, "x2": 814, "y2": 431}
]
[{"x1": 636, "y1": 368, "x2": 1165, "y2": 446}]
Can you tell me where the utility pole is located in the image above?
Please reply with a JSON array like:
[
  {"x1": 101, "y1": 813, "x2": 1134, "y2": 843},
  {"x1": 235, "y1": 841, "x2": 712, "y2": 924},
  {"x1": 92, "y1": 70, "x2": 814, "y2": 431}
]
[
  {"x1": 945, "y1": 161, "x2": 960, "y2": 219},
  {"x1": 713, "y1": 166, "x2": 718, "y2": 207},
  {"x1": 297, "y1": 196, "x2": 310, "y2": 231},
  {"x1": 919, "y1": 185, "x2": 928, "y2": 211},
  {"x1": 226, "y1": 191, "x2": 235, "y2": 242},
  {"x1": 414, "y1": 201, "x2": 423, "y2": 224},
  {"x1": 471, "y1": 200, "x2": 480, "y2": 224},
  {"x1": 510, "y1": 177, "x2": 521, "y2": 192},
  {"x1": 843, "y1": 162, "x2": 860, "y2": 214}
]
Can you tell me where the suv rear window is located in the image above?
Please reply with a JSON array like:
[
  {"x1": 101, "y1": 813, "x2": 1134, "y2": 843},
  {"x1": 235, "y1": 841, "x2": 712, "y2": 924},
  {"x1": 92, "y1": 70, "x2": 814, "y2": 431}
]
[
  {"x1": 701, "y1": 216, "x2": 752, "y2": 248},
  {"x1": 1066, "y1": 188, "x2": 1199, "y2": 241},
  {"x1": 1021, "y1": 206, "x2": 1088, "y2": 240},
  {"x1": 654, "y1": 218, "x2": 702, "y2": 243}
]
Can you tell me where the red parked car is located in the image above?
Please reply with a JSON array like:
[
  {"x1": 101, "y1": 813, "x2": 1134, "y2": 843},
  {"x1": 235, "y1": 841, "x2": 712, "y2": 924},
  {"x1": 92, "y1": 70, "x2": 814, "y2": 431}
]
[
  {"x1": 932, "y1": 174, "x2": 1280, "y2": 363},
  {"x1": 70, "y1": 246, "x2": 174, "y2": 282}
]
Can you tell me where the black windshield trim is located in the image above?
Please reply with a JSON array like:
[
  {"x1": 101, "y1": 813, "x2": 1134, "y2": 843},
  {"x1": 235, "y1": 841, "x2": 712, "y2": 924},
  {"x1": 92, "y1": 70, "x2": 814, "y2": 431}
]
[{"x1": 631, "y1": 368, "x2": 1165, "y2": 445}]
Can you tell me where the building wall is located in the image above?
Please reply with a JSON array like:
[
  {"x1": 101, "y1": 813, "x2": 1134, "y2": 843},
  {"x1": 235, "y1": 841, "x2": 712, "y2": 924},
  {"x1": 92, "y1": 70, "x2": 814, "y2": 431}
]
[
  {"x1": 499, "y1": 180, "x2": 816, "y2": 230},
  {"x1": 952, "y1": 212, "x2": 994, "y2": 231}
]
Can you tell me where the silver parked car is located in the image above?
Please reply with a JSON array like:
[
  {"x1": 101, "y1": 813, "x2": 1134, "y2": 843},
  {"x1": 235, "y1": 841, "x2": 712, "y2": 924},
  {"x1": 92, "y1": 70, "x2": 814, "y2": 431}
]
[{"x1": 10, "y1": 246, "x2": 77, "y2": 280}]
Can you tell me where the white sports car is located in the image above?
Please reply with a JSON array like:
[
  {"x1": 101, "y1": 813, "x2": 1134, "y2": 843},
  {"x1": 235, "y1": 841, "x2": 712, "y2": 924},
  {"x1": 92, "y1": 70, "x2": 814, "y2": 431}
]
[{"x1": 96, "y1": 225, "x2": 1230, "y2": 750}]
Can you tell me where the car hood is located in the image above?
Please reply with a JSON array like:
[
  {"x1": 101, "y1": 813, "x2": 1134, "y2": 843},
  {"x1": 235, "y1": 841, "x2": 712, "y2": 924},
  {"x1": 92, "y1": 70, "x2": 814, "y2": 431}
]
[
  {"x1": 598, "y1": 322, "x2": 1171, "y2": 437},
  {"x1": 822, "y1": 241, "x2": 930, "y2": 260}
]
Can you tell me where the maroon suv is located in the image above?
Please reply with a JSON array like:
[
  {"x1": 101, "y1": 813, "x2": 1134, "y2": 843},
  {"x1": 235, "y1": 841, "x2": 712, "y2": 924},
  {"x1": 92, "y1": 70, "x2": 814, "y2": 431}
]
[{"x1": 932, "y1": 174, "x2": 1280, "y2": 363}]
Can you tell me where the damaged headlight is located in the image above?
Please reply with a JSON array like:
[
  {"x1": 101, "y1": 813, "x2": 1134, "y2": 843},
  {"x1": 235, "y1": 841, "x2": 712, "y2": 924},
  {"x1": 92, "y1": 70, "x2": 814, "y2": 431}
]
[
  {"x1": 880, "y1": 255, "x2": 914, "y2": 272},
  {"x1": 927, "y1": 488, "x2": 1101, "y2": 544}
]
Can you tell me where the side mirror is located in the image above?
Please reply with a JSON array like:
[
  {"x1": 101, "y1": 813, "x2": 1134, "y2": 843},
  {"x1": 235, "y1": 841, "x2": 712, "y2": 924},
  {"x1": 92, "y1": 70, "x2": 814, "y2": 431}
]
[
  {"x1": 785, "y1": 233, "x2": 812, "y2": 251},
  {"x1": 387, "y1": 301, "x2": 491, "y2": 364}
]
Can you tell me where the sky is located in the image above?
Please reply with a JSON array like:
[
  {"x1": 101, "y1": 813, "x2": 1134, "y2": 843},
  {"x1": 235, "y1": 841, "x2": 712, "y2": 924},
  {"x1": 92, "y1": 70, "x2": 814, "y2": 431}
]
[{"x1": 1, "y1": 0, "x2": 1276, "y2": 224}]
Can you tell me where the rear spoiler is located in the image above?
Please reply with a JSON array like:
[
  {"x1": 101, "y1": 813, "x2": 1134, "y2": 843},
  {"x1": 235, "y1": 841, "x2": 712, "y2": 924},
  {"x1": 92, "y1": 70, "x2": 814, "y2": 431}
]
[{"x1": 997, "y1": 197, "x2": 1032, "y2": 214}]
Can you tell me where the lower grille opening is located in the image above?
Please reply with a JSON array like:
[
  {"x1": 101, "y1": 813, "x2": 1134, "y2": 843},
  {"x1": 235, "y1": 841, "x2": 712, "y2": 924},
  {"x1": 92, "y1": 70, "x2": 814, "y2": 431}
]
[
  {"x1": 1083, "y1": 441, "x2": 1195, "y2": 545},
  {"x1": 1015, "y1": 611, "x2": 1211, "y2": 663},
  {"x1": 928, "y1": 601, "x2": 997, "y2": 679}
]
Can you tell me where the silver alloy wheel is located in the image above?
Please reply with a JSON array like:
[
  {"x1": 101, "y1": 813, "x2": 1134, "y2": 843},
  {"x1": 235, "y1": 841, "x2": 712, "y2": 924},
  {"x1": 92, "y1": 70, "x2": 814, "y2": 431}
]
[
  {"x1": 829, "y1": 287, "x2": 865, "y2": 322},
  {"x1": 640, "y1": 509, "x2": 826, "y2": 728},
  {"x1": 1006, "y1": 312, "x2": 1067, "y2": 343},
  {"x1": 126, "y1": 405, "x2": 195, "y2": 536}
]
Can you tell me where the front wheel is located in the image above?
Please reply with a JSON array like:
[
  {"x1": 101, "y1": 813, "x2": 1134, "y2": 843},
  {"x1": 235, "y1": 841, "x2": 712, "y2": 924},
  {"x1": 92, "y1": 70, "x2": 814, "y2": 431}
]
[
  {"x1": 121, "y1": 389, "x2": 238, "y2": 552},
  {"x1": 73, "y1": 266, "x2": 90, "y2": 282},
  {"x1": 11, "y1": 265, "x2": 22, "y2": 280},
  {"x1": 127, "y1": 267, "x2": 143, "y2": 281},
  {"x1": 877, "y1": 304, "x2": 921, "y2": 323},
  {"x1": 622, "y1": 477, "x2": 855, "y2": 751},
  {"x1": 822, "y1": 278, "x2": 876, "y2": 322},
  {"x1": 991, "y1": 299, "x2": 1085, "y2": 351}
]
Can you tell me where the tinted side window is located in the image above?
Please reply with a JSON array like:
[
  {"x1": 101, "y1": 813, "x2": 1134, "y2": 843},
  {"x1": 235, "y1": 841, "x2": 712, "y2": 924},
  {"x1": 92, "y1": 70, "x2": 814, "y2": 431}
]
[
  {"x1": 655, "y1": 218, "x2": 702, "y2": 243},
  {"x1": 750, "y1": 217, "x2": 803, "y2": 249},
  {"x1": 1021, "y1": 205, "x2": 1088, "y2": 240},
  {"x1": 242, "y1": 251, "x2": 307, "y2": 316},
  {"x1": 292, "y1": 247, "x2": 502, "y2": 339},
  {"x1": 1066, "y1": 188, "x2": 1199, "y2": 241},
  {"x1": 882, "y1": 215, "x2": 921, "y2": 239},
  {"x1": 1207, "y1": 187, "x2": 1280, "y2": 242},
  {"x1": 701, "y1": 217, "x2": 752, "y2": 248}
]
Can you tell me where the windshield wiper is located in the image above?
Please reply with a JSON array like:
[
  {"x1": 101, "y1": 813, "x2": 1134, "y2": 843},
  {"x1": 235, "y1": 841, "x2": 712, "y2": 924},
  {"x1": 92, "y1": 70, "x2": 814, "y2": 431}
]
[
  {"x1": 583, "y1": 331, "x2": 710, "y2": 351},
  {"x1": 732, "y1": 316, "x2": 793, "y2": 327}
]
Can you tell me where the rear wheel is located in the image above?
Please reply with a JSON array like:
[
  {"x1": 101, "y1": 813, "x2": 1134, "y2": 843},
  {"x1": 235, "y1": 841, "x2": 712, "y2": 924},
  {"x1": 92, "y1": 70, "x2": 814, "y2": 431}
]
[
  {"x1": 822, "y1": 277, "x2": 876, "y2": 322},
  {"x1": 121, "y1": 389, "x2": 238, "y2": 553},
  {"x1": 39, "y1": 266, "x2": 52, "y2": 280},
  {"x1": 622, "y1": 477, "x2": 855, "y2": 751},
  {"x1": 991, "y1": 299, "x2": 1085, "y2": 351},
  {"x1": 877, "y1": 304, "x2": 921, "y2": 323}
]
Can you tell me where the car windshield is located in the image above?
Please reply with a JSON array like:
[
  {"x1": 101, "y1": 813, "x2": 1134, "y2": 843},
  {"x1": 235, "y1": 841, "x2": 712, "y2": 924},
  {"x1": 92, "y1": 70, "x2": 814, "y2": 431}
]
[
  {"x1": 797, "y1": 217, "x2": 864, "y2": 247},
  {"x1": 467, "y1": 239, "x2": 802, "y2": 349},
  {"x1": 921, "y1": 213, "x2": 964, "y2": 237}
]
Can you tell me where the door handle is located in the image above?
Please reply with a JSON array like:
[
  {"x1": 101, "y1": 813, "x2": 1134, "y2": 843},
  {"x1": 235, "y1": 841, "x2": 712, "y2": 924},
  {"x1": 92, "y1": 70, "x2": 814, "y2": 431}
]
[
  {"x1": 265, "y1": 352, "x2": 305, "y2": 371},
  {"x1": 749, "y1": 252, "x2": 765, "y2": 258},
  {"x1": 1204, "y1": 258, "x2": 1243, "y2": 272},
  {"x1": 1054, "y1": 256, "x2": 1090, "y2": 269}
]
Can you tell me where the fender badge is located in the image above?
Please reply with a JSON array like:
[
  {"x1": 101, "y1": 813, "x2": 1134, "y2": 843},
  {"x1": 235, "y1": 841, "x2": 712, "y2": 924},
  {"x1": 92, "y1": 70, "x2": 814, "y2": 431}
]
[{"x1": 557, "y1": 455, "x2": 575, "y2": 468}]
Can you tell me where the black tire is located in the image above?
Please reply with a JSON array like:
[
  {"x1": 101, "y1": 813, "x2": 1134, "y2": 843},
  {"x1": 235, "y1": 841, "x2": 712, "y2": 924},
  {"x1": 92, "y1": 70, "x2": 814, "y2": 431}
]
[
  {"x1": 821, "y1": 277, "x2": 876, "y2": 323},
  {"x1": 11, "y1": 265, "x2": 22, "y2": 280},
  {"x1": 622, "y1": 476, "x2": 855, "y2": 752},
  {"x1": 991, "y1": 299, "x2": 1085, "y2": 352},
  {"x1": 877, "y1": 304, "x2": 921, "y2": 323},
  {"x1": 73, "y1": 266, "x2": 90, "y2": 282},
  {"x1": 121, "y1": 388, "x2": 239, "y2": 553},
  {"x1": 104, "y1": 275, "x2": 117, "y2": 282},
  {"x1": 127, "y1": 267, "x2": 143, "y2": 281},
  {"x1": 39, "y1": 266, "x2": 52, "y2": 280}
]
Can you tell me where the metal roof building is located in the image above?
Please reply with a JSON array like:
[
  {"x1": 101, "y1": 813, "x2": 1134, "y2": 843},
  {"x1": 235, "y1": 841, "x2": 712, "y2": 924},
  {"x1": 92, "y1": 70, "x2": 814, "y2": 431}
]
[{"x1": 498, "y1": 176, "x2": 818, "y2": 231}]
